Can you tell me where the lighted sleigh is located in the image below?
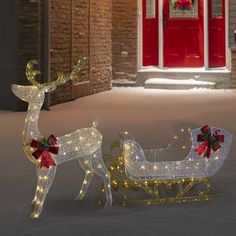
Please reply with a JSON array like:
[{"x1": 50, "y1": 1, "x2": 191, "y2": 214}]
[{"x1": 98, "y1": 126, "x2": 232, "y2": 206}]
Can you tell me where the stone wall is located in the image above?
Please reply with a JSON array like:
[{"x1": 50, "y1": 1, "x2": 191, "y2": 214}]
[{"x1": 112, "y1": 0, "x2": 138, "y2": 81}]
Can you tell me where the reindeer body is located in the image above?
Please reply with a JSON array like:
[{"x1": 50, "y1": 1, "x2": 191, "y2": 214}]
[{"x1": 12, "y1": 60, "x2": 112, "y2": 218}]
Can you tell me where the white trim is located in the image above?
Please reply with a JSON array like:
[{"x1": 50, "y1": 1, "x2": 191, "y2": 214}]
[
  {"x1": 138, "y1": 0, "x2": 143, "y2": 70},
  {"x1": 159, "y1": 0, "x2": 163, "y2": 68},
  {"x1": 225, "y1": 0, "x2": 230, "y2": 70},
  {"x1": 138, "y1": 0, "x2": 229, "y2": 70},
  {"x1": 204, "y1": 0, "x2": 209, "y2": 69},
  {"x1": 138, "y1": 67, "x2": 231, "y2": 73}
]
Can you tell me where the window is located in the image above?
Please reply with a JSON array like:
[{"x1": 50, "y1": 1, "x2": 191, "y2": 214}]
[
  {"x1": 146, "y1": 0, "x2": 156, "y2": 19},
  {"x1": 170, "y1": 0, "x2": 198, "y2": 18},
  {"x1": 212, "y1": 0, "x2": 222, "y2": 17}
]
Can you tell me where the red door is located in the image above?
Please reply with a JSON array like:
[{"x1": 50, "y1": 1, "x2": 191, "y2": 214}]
[
  {"x1": 163, "y1": 0, "x2": 204, "y2": 67},
  {"x1": 208, "y1": 0, "x2": 226, "y2": 67},
  {"x1": 143, "y1": 0, "x2": 158, "y2": 66}
]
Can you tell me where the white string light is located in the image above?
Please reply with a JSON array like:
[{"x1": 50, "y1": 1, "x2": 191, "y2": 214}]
[
  {"x1": 120, "y1": 127, "x2": 232, "y2": 181},
  {"x1": 11, "y1": 59, "x2": 112, "y2": 218}
]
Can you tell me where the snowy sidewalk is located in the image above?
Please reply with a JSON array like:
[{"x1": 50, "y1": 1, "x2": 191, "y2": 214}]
[{"x1": 0, "y1": 87, "x2": 236, "y2": 236}]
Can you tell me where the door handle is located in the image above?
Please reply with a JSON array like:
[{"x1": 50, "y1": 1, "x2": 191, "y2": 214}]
[{"x1": 163, "y1": 20, "x2": 167, "y2": 26}]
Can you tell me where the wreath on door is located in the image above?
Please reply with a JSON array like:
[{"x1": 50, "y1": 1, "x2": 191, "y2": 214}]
[{"x1": 170, "y1": 0, "x2": 193, "y2": 10}]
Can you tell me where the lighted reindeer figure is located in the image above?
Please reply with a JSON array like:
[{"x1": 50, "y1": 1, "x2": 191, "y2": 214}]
[{"x1": 11, "y1": 59, "x2": 112, "y2": 218}]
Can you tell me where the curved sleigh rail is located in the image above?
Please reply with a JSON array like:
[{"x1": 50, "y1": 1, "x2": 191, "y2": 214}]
[{"x1": 120, "y1": 127, "x2": 232, "y2": 181}]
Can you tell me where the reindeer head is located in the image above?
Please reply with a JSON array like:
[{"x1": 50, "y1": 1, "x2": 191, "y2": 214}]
[{"x1": 11, "y1": 58, "x2": 85, "y2": 104}]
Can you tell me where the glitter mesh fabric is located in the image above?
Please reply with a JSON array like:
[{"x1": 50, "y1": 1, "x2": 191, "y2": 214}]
[
  {"x1": 120, "y1": 127, "x2": 232, "y2": 181},
  {"x1": 11, "y1": 60, "x2": 112, "y2": 218}
]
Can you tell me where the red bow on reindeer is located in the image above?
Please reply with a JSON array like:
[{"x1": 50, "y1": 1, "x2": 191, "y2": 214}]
[
  {"x1": 194, "y1": 125, "x2": 224, "y2": 158},
  {"x1": 30, "y1": 135, "x2": 59, "y2": 169}
]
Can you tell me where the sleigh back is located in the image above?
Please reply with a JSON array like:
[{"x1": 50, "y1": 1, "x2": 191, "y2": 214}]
[{"x1": 185, "y1": 126, "x2": 232, "y2": 177}]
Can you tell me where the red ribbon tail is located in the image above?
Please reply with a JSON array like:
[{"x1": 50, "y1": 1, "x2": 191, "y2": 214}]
[
  {"x1": 212, "y1": 144, "x2": 221, "y2": 152},
  {"x1": 195, "y1": 141, "x2": 208, "y2": 156},
  {"x1": 40, "y1": 151, "x2": 56, "y2": 169},
  {"x1": 204, "y1": 146, "x2": 212, "y2": 158}
]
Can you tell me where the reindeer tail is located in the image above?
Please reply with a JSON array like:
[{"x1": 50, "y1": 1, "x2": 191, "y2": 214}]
[{"x1": 92, "y1": 118, "x2": 100, "y2": 128}]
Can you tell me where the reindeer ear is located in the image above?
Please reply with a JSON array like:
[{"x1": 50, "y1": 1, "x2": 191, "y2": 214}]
[
  {"x1": 11, "y1": 84, "x2": 27, "y2": 97},
  {"x1": 11, "y1": 84, "x2": 30, "y2": 102},
  {"x1": 11, "y1": 84, "x2": 20, "y2": 93}
]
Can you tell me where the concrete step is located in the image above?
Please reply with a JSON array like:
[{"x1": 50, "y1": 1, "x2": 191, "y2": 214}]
[
  {"x1": 112, "y1": 79, "x2": 137, "y2": 87},
  {"x1": 136, "y1": 68, "x2": 232, "y2": 89},
  {"x1": 145, "y1": 78, "x2": 216, "y2": 90}
]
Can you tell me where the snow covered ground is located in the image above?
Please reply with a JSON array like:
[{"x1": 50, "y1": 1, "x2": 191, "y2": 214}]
[{"x1": 1, "y1": 87, "x2": 236, "y2": 236}]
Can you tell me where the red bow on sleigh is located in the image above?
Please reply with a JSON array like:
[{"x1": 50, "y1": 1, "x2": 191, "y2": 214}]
[
  {"x1": 194, "y1": 125, "x2": 224, "y2": 158},
  {"x1": 30, "y1": 135, "x2": 59, "y2": 169}
]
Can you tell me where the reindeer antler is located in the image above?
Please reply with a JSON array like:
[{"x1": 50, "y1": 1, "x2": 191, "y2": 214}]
[
  {"x1": 26, "y1": 60, "x2": 42, "y2": 88},
  {"x1": 26, "y1": 57, "x2": 86, "y2": 89},
  {"x1": 53, "y1": 57, "x2": 87, "y2": 87}
]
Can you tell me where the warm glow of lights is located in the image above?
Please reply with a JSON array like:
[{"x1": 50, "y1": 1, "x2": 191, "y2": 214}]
[
  {"x1": 120, "y1": 127, "x2": 231, "y2": 181},
  {"x1": 12, "y1": 59, "x2": 113, "y2": 219}
]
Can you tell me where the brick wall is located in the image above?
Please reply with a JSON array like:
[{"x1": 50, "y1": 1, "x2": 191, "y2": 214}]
[
  {"x1": 112, "y1": 0, "x2": 138, "y2": 81},
  {"x1": 17, "y1": 0, "x2": 44, "y2": 110},
  {"x1": 50, "y1": 0, "x2": 112, "y2": 105},
  {"x1": 18, "y1": 0, "x2": 44, "y2": 84},
  {"x1": 17, "y1": 0, "x2": 111, "y2": 107},
  {"x1": 89, "y1": 0, "x2": 112, "y2": 93},
  {"x1": 71, "y1": 0, "x2": 89, "y2": 83},
  {"x1": 229, "y1": 0, "x2": 236, "y2": 47},
  {"x1": 231, "y1": 49, "x2": 236, "y2": 88},
  {"x1": 50, "y1": 0, "x2": 73, "y2": 105},
  {"x1": 229, "y1": 0, "x2": 236, "y2": 88}
]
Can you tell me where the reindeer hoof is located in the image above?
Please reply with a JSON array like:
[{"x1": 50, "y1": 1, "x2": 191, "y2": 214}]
[
  {"x1": 31, "y1": 212, "x2": 40, "y2": 219},
  {"x1": 74, "y1": 195, "x2": 83, "y2": 201},
  {"x1": 104, "y1": 201, "x2": 112, "y2": 208}
]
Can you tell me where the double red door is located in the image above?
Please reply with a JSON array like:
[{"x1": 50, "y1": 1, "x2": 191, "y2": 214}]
[{"x1": 143, "y1": 0, "x2": 226, "y2": 68}]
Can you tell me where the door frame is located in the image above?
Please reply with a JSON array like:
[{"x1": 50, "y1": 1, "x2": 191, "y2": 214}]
[{"x1": 138, "y1": 0, "x2": 230, "y2": 70}]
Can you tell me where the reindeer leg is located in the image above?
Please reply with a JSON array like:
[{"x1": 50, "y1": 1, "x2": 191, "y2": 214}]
[
  {"x1": 90, "y1": 148, "x2": 113, "y2": 207},
  {"x1": 75, "y1": 157, "x2": 94, "y2": 200},
  {"x1": 31, "y1": 166, "x2": 57, "y2": 218},
  {"x1": 32, "y1": 167, "x2": 42, "y2": 206}
]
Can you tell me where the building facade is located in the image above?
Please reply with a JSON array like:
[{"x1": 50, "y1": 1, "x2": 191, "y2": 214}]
[
  {"x1": 0, "y1": 0, "x2": 236, "y2": 110},
  {"x1": 1, "y1": 0, "x2": 112, "y2": 110},
  {"x1": 113, "y1": 0, "x2": 236, "y2": 87}
]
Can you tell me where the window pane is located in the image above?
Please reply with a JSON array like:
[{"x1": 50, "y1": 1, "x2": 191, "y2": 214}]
[
  {"x1": 146, "y1": 0, "x2": 156, "y2": 18},
  {"x1": 212, "y1": 0, "x2": 222, "y2": 17},
  {"x1": 170, "y1": 0, "x2": 198, "y2": 18}
]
